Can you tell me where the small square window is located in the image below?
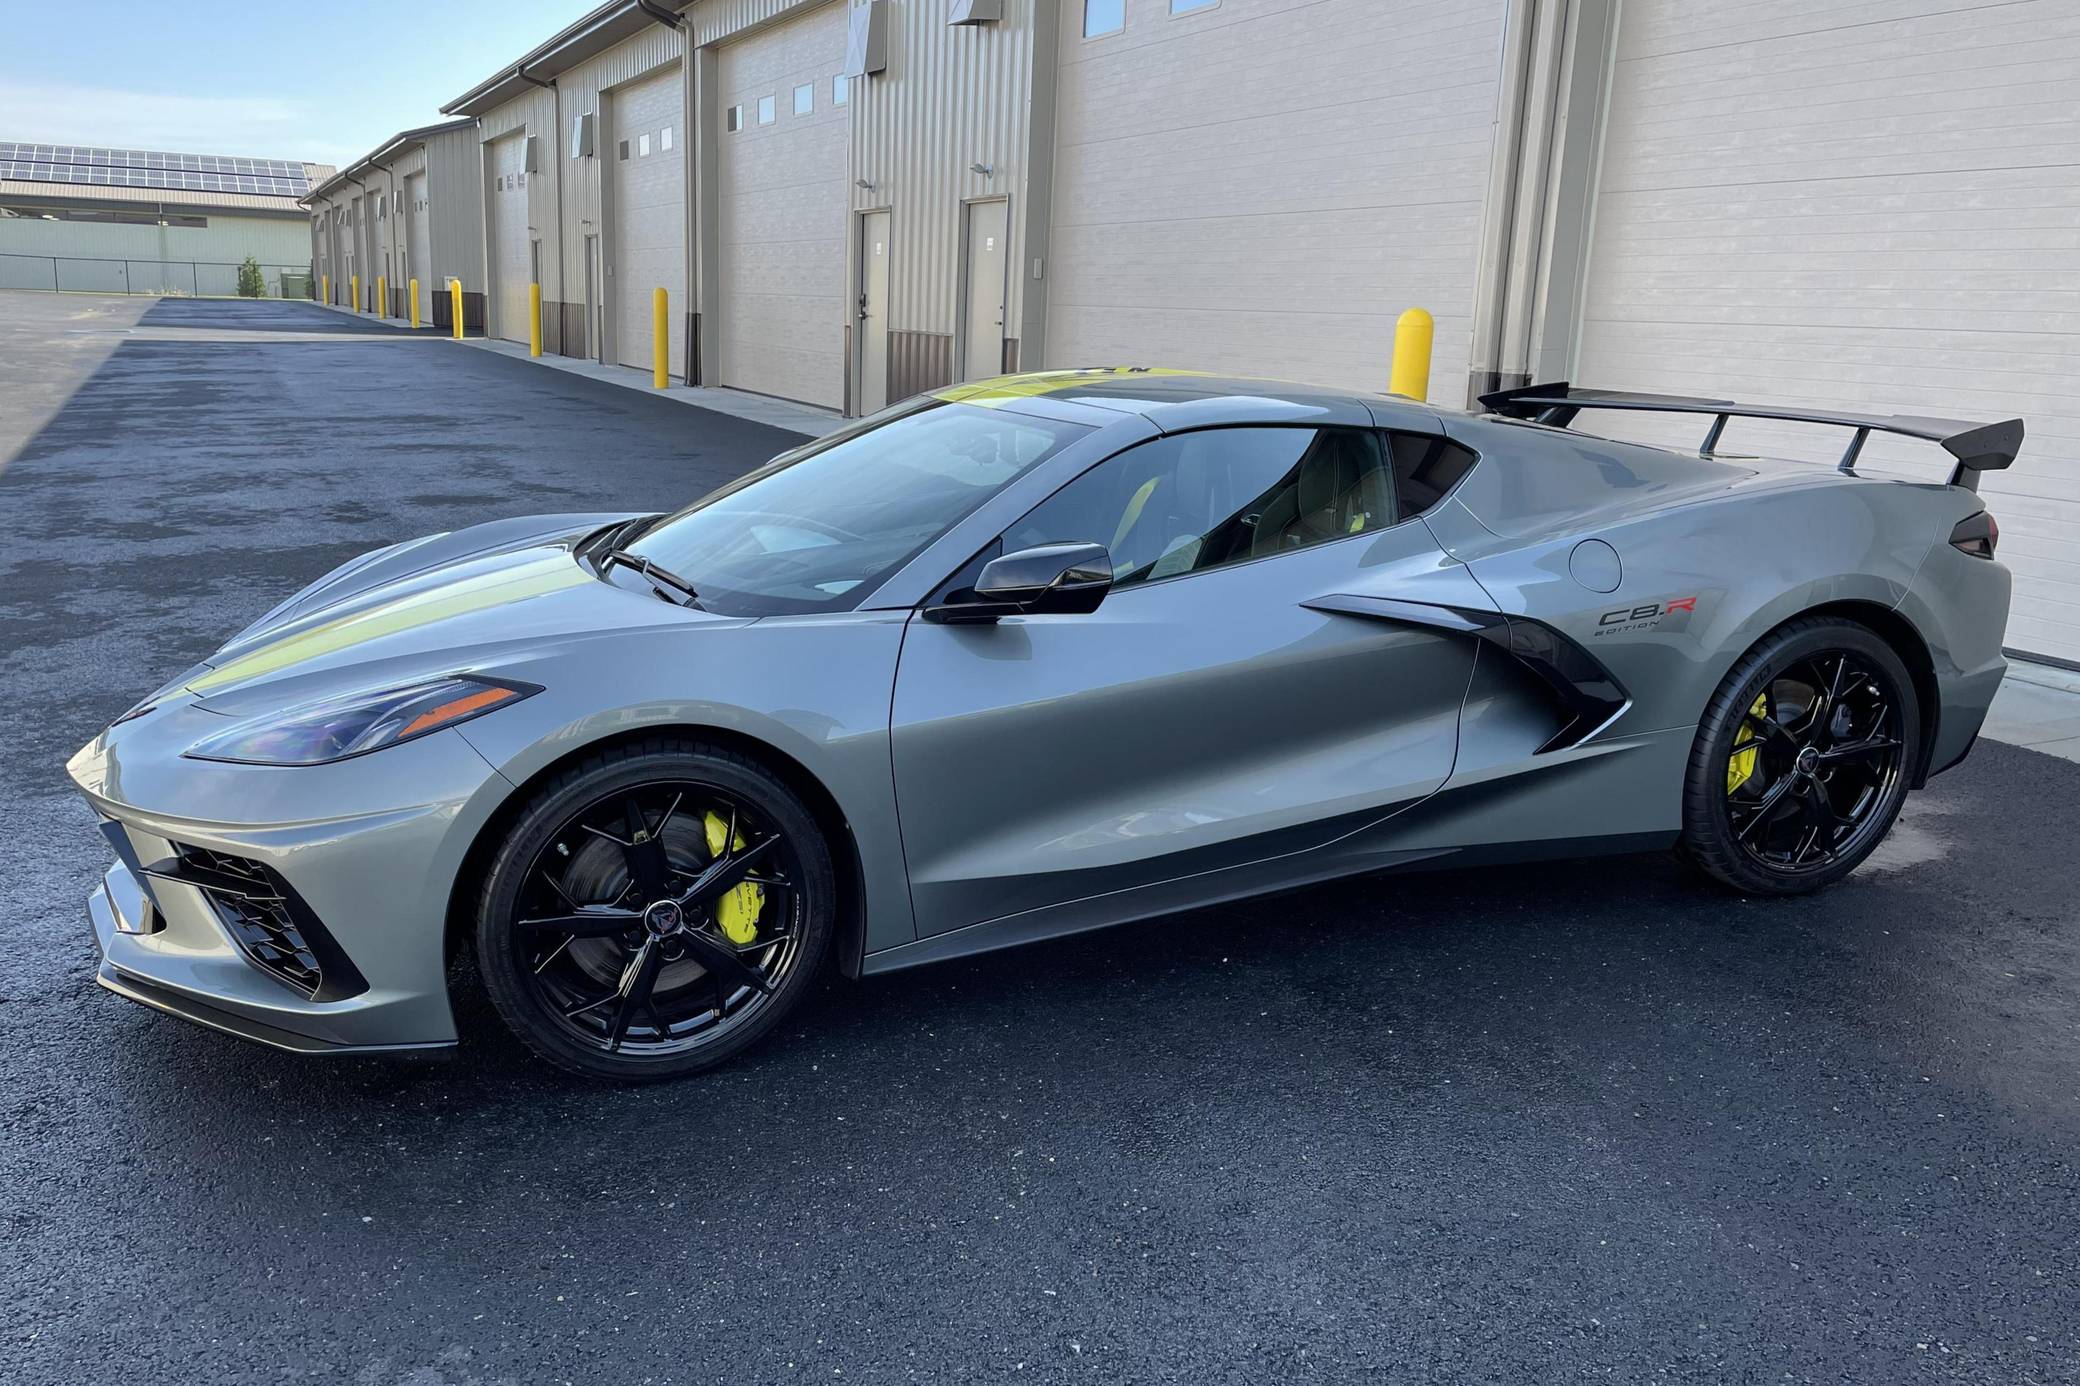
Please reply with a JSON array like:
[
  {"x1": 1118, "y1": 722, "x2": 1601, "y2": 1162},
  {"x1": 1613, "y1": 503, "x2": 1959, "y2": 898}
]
[
  {"x1": 726, "y1": 105, "x2": 743, "y2": 133},
  {"x1": 1084, "y1": 0, "x2": 1123, "y2": 37},
  {"x1": 660, "y1": 124, "x2": 674, "y2": 151},
  {"x1": 794, "y1": 83, "x2": 814, "y2": 115},
  {"x1": 833, "y1": 75, "x2": 849, "y2": 106},
  {"x1": 1171, "y1": 0, "x2": 1216, "y2": 11},
  {"x1": 638, "y1": 132, "x2": 651, "y2": 157},
  {"x1": 757, "y1": 94, "x2": 775, "y2": 125}
]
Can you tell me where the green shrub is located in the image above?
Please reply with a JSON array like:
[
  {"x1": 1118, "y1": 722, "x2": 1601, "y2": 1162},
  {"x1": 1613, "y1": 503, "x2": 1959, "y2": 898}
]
[{"x1": 236, "y1": 256, "x2": 266, "y2": 298}]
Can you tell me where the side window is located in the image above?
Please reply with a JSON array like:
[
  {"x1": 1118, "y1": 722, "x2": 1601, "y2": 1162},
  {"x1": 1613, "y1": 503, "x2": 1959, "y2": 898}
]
[
  {"x1": 1002, "y1": 427, "x2": 1396, "y2": 591},
  {"x1": 1386, "y1": 431, "x2": 1477, "y2": 517}
]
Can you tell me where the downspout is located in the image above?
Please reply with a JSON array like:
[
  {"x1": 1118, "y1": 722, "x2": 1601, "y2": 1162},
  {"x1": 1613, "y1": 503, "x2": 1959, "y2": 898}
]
[
  {"x1": 518, "y1": 61, "x2": 564, "y2": 354},
  {"x1": 635, "y1": 0, "x2": 682, "y2": 28}
]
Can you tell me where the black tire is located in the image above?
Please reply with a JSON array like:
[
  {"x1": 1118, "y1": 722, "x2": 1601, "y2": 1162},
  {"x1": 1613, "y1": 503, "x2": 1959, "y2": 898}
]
[
  {"x1": 1679, "y1": 616, "x2": 1922, "y2": 896},
  {"x1": 474, "y1": 737, "x2": 835, "y2": 1080}
]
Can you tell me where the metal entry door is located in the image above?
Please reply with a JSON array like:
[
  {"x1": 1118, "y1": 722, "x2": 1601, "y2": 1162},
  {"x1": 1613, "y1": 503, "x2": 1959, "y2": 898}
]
[
  {"x1": 962, "y1": 200, "x2": 1008, "y2": 381},
  {"x1": 857, "y1": 209, "x2": 889, "y2": 414}
]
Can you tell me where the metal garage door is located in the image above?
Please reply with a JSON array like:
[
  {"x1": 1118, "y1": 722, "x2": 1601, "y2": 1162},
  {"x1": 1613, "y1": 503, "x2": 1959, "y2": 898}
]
[
  {"x1": 406, "y1": 172, "x2": 432, "y2": 324},
  {"x1": 1048, "y1": 0, "x2": 1506, "y2": 398},
  {"x1": 1575, "y1": 0, "x2": 2080, "y2": 663},
  {"x1": 715, "y1": 0, "x2": 849, "y2": 408},
  {"x1": 489, "y1": 134, "x2": 532, "y2": 345},
  {"x1": 610, "y1": 67, "x2": 687, "y2": 376}
]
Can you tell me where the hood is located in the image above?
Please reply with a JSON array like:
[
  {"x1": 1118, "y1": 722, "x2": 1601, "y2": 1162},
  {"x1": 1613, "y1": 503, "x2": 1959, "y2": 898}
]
[{"x1": 182, "y1": 513, "x2": 738, "y2": 711}]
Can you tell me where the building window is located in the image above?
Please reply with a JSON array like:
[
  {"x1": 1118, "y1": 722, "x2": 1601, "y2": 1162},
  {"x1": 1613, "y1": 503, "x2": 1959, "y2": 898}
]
[
  {"x1": 660, "y1": 124, "x2": 674, "y2": 151},
  {"x1": 1171, "y1": 0, "x2": 1216, "y2": 11},
  {"x1": 833, "y1": 74, "x2": 849, "y2": 106},
  {"x1": 617, "y1": 140, "x2": 630, "y2": 160},
  {"x1": 1084, "y1": 0, "x2": 1123, "y2": 37},
  {"x1": 794, "y1": 83, "x2": 814, "y2": 115},
  {"x1": 726, "y1": 105, "x2": 744, "y2": 133},
  {"x1": 638, "y1": 132, "x2": 651, "y2": 157},
  {"x1": 757, "y1": 94, "x2": 776, "y2": 125}
]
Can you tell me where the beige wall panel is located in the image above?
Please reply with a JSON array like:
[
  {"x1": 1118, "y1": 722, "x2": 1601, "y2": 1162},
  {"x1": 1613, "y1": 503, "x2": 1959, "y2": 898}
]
[
  {"x1": 607, "y1": 67, "x2": 689, "y2": 372},
  {"x1": 715, "y1": 0, "x2": 851, "y2": 406},
  {"x1": 1046, "y1": 0, "x2": 1504, "y2": 396},
  {"x1": 487, "y1": 132, "x2": 534, "y2": 343},
  {"x1": 1575, "y1": 0, "x2": 2080, "y2": 661}
]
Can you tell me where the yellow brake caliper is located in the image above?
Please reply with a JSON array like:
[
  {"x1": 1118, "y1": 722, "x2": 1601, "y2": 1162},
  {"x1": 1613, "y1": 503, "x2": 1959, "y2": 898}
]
[
  {"x1": 1727, "y1": 692, "x2": 1769, "y2": 795},
  {"x1": 704, "y1": 811, "x2": 765, "y2": 945}
]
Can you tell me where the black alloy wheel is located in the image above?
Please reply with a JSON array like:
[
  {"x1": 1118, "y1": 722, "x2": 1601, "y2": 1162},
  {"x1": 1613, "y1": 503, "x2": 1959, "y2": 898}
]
[
  {"x1": 1681, "y1": 617, "x2": 1921, "y2": 895},
  {"x1": 476, "y1": 740, "x2": 835, "y2": 1079}
]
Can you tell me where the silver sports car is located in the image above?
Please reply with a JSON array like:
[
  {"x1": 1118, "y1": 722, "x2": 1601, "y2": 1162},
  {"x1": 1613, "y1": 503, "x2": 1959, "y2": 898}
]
[{"x1": 69, "y1": 369, "x2": 2021, "y2": 1078}]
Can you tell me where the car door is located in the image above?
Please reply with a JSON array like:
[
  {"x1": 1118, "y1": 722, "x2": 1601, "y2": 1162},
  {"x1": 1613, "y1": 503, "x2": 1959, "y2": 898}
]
[{"x1": 888, "y1": 424, "x2": 1494, "y2": 940}]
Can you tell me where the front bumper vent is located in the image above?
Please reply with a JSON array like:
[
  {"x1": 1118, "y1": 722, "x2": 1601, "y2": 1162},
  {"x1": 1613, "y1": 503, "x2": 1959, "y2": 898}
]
[{"x1": 155, "y1": 846, "x2": 368, "y2": 1001}]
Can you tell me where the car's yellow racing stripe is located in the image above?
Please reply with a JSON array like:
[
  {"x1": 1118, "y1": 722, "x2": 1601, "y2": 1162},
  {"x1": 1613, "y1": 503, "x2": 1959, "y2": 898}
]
[
  {"x1": 188, "y1": 553, "x2": 590, "y2": 695},
  {"x1": 930, "y1": 367, "x2": 1213, "y2": 409}
]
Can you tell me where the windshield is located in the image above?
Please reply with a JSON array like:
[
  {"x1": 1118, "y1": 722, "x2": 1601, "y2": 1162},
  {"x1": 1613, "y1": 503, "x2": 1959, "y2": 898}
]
[{"x1": 624, "y1": 400, "x2": 1090, "y2": 615}]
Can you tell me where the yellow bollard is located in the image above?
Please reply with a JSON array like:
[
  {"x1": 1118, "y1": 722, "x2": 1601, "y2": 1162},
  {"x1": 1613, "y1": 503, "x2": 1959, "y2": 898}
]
[
  {"x1": 529, "y1": 282, "x2": 543, "y2": 358},
  {"x1": 409, "y1": 278, "x2": 420, "y2": 330},
  {"x1": 451, "y1": 280, "x2": 464, "y2": 340},
  {"x1": 652, "y1": 287, "x2": 669, "y2": 388},
  {"x1": 350, "y1": 274, "x2": 360, "y2": 313},
  {"x1": 377, "y1": 274, "x2": 387, "y2": 319},
  {"x1": 1388, "y1": 307, "x2": 1434, "y2": 402},
  {"x1": 321, "y1": 274, "x2": 329, "y2": 306}
]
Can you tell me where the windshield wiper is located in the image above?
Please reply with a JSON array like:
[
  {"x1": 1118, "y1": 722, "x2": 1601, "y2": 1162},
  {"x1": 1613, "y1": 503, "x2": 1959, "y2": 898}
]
[{"x1": 601, "y1": 548, "x2": 702, "y2": 608}]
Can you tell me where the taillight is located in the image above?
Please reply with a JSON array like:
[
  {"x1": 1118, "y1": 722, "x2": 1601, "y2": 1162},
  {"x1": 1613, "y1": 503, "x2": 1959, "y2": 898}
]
[{"x1": 1950, "y1": 510, "x2": 1998, "y2": 559}]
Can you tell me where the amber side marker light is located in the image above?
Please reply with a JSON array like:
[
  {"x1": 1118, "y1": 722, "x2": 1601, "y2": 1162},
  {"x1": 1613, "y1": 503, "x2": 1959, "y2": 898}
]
[{"x1": 401, "y1": 684, "x2": 524, "y2": 737}]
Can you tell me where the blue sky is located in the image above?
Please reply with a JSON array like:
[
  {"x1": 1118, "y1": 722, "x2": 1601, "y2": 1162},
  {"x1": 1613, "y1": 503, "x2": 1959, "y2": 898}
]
[{"x1": 0, "y1": 0, "x2": 596, "y2": 170}]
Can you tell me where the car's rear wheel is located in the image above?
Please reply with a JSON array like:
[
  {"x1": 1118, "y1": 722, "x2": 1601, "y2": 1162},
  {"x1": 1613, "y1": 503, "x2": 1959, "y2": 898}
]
[
  {"x1": 1679, "y1": 617, "x2": 1920, "y2": 895},
  {"x1": 475, "y1": 739, "x2": 834, "y2": 1080}
]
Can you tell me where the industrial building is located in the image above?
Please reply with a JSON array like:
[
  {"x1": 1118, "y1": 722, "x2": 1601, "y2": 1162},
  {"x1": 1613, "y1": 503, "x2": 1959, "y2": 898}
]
[
  {"x1": 304, "y1": 119, "x2": 485, "y2": 330},
  {"x1": 1, "y1": 142, "x2": 330, "y2": 296},
  {"x1": 296, "y1": 0, "x2": 2078, "y2": 663}
]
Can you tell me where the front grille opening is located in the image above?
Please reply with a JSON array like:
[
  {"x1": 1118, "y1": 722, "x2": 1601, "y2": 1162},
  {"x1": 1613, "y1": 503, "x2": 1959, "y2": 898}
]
[{"x1": 174, "y1": 846, "x2": 364, "y2": 1001}]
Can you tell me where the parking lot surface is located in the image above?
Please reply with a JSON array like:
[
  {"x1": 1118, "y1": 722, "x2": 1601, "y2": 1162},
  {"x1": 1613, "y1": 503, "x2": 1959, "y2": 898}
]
[{"x1": 3, "y1": 294, "x2": 2077, "y2": 1385}]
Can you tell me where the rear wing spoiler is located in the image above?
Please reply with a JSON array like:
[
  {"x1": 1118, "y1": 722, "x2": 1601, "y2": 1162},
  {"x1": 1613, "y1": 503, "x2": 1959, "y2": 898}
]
[{"x1": 1477, "y1": 382, "x2": 2024, "y2": 491}]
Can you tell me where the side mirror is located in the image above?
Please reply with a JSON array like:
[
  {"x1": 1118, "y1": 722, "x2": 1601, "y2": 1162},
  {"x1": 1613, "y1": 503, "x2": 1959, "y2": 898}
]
[{"x1": 926, "y1": 542, "x2": 1112, "y2": 624}]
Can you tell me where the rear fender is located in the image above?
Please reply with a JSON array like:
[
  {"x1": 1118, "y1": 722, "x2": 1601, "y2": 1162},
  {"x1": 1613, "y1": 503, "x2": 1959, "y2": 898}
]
[{"x1": 1428, "y1": 483, "x2": 1942, "y2": 741}]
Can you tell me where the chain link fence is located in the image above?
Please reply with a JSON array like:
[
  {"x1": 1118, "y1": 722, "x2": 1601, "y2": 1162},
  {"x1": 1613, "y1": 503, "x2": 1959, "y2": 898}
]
[{"x1": 0, "y1": 253, "x2": 314, "y2": 299}]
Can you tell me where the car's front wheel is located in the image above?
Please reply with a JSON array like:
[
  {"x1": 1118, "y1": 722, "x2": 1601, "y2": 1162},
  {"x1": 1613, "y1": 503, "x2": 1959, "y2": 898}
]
[
  {"x1": 475, "y1": 738, "x2": 834, "y2": 1080},
  {"x1": 1679, "y1": 617, "x2": 1921, "y2": 895}
]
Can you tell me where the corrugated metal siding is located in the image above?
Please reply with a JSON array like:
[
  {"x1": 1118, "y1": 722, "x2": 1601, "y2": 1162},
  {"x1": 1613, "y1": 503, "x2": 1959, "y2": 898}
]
[
  {"x1": 686, "y1": 0, "x2": 821, "y2": 45},
  {"x1": 423, "y1": 126, "x2": 486, "y2": 301},
  {"x1": 554, "y1": 23, "x2": 687, "y2": 355},
  {"x1": 1045, "y1": 0, "x2": 1504, "y2": 394},
  {"x1": 852, "y1": 0, "x2": 1040, "y2": 347},
  {"x1": 1574, "y1": 0, "x2": 2080, "y2": 662},
  {"x1": 0, "y1": 180, "x2": 310, "y2": 215}
]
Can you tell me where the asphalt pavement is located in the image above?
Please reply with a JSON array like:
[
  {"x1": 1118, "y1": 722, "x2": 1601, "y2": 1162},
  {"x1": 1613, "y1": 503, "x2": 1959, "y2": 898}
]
[{"x1": 2, "y1": 293, "x2": 2077, "y2": 1385}]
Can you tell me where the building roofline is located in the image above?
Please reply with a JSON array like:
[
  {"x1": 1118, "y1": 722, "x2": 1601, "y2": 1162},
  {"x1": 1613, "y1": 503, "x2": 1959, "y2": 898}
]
[
  {"x1": 438, "y1": 0, "x2": 682, "y2": 117},
  {"x1": 300, "y1": 118, "x2": 478, "y2": 207},
  {"x1": 0, "y1": 181, "x2": 311, "y2": 218}
]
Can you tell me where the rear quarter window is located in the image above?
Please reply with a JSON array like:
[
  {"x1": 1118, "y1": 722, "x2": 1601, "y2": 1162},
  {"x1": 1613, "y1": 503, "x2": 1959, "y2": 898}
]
[{"x1": 1387, "y1": 432, "x2": 1477, "y2": 517}]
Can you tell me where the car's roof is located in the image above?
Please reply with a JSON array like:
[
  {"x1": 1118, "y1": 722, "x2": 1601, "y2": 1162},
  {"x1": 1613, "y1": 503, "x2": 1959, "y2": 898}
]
[{"x1": 931, "y1": 367, "x2": 1443, "y2": 432}]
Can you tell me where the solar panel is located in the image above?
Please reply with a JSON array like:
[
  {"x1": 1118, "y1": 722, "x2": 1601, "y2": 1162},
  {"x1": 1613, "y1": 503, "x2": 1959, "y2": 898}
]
[{"x1": 0, "y1": 143, "x2": 311, "y2": 197}]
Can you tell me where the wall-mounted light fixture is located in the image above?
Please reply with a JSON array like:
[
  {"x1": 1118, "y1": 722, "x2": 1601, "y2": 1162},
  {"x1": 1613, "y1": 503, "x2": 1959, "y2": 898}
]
[
  {"x1": 855, "y1": 178, "x2": 877, "y2": 191},
  {"x1": 970, "y1": 162, "x2": 994, "y2": 177}
]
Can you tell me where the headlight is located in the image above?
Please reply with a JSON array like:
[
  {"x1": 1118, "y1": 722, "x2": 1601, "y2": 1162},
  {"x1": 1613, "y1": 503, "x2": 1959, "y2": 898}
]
[{"x1": 185, "y1": 676, "x2": 538, "y2": 766}]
